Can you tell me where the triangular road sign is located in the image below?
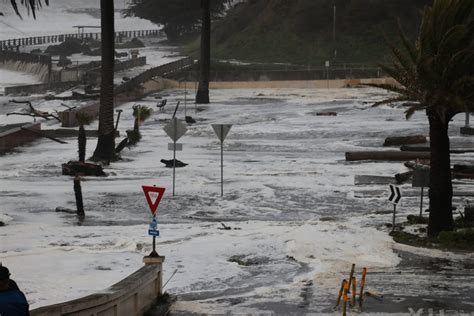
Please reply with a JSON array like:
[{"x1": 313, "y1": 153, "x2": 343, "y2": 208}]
[
  {"x1": 212, "y1": 124, "x2": 232, "y2": 142},
  {"x1": 164, "y1": 118, "x2": 188, "y2": 142},
  {"x1": 142, "y1": 186, "x2": 166, "y2": 216}
]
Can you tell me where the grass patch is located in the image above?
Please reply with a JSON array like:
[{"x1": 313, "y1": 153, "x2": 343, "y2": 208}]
[{"x1": 391, "y1": 229, "x2": 474, "y2": 251}]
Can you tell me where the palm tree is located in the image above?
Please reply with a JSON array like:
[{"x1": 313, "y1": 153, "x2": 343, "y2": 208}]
[
  {"x1": 92, "y1": 0, "x2": 116, "y2": 162},
  {"x1": 8, "y1": 0, "x2": 47, "y2": 19},
  {"x1": 195, "y1": 0, "x2": 211, "y2": 104},
  {"x1": 371, "y1": 0, "x2": 474, "y2": 236}
]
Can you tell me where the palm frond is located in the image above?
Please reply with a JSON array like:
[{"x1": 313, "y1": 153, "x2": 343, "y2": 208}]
[
  {"x1": 9, "y1": 0, "x2": 48, "y2": 19},
  {"x1": 371, "y1": 96, "x2": 412, "y2": 108},
  {"x1": 364, "y1": 83, "x2": 409, "y2": 96},
  {"x1": 405, "y1": 104, "x2": 426, "y2": 119},
  {"x1": 397, "y1": 20, "x2": 418, "y2": 64}
]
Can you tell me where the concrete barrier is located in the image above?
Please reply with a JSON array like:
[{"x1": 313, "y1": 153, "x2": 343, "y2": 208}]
[
  {"x1": 31, "y1": 256, "x2": 164, "y2": 316},
  {"x1": 0, "y1": 122, "x2": 41, "y2": 153}
]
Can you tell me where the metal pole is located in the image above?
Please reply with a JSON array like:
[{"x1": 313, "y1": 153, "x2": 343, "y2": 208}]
[
  {"x1": 466, "y1": 112, "x2": 470, "y2": 127},
  {"x1": 150, "y1": 235, "x2": 158, "y2": 257},
  {"x1": 115, "y1": 110, "x2": 123, "y2": 130},
  {"x1": 333, "y1": 4, "x2": 337, "y2": 60},
  {"x1": 184, "y1": 81, "x2": 187, "y2": 117},
  {"x1": 221, "y1": 138, "x2": 224, "y2": 197},
  {"x1": 392, "y1": 204, "x2": 396, "y2": 232},
  {"x1": 419, "y1": 187, "x2": 424, "y2": 217},
  {"x1": 173, "y1": 141, "x2": 176, "y2": 197},
  {"x1": 326, "y1": 67, "x2": 329, "y2": 89}
]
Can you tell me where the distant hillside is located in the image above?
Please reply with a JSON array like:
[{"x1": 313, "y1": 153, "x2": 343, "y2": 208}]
[{"x1": 196, "y1": 0, "x2": 431, "y2": 66}]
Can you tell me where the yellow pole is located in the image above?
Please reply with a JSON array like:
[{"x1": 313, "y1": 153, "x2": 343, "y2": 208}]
[
  {"x1": 342, "y1": 280, "x2": 349, "y2": 316},
  {"x1": 359, "y1": 268, "x2": 367, "y2": 307},
  {"x1": 351, "y1": 276, "x2": 357, "y2": 306},
  {"x1": 335, "y1": 279, "x2": 346, "y2": 308}
]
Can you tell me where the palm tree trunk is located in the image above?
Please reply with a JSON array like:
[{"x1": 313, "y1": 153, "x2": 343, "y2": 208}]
[
  {"x1": 92, "y1": 0, "x2": 115, "y2": 162},
  {"x1": 196, "y1": 0, "x2": 211, "y2": 104},
  {"x1": 427, "y1": 113, "x2": 454, "y2": 236},
  {"x1": 78, "y1": 125, "x2": 86, "y2": 162}
]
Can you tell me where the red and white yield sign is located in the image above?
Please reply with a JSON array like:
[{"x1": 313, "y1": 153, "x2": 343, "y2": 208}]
[{"x1": 142, "y1": 186, "x2": 166, "y2": 216}]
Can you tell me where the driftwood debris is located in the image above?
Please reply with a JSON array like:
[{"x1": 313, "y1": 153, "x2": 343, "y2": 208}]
[
  {"x1": 62, "y1": 161, "x2": 106, "y2": 176},
  {"x1": 404, "y1": 162, "x2": 474, "y2": 180},
  {"x1": 316, "y1": 111, "x2": 337, "y2": 116},
  {"x1": 7, "y1": 100, "x2": 61, "y2": 122},
  {"x1": 160, "y1": 159, "x2": 188, "y2": 168},
  {"x1": 74, "y1": 176, "x2": 85, "y2": 217},
  {"x1": 395, "y1": 171, "x2": 413, "y2": 184},
  {"x1": 354, "y1": 175, "x2": 396, "y2": 185},
  {"x1": 401, "y1": 144, "x2": 474, "y2": 154},
  {"x1": 404, "y1": 160, "x2": 430, "y2": 170},
  {"x1": 383, "y1": 135, "x2": 427, "y2": 147},
  {"x1": 345, "y1": 151, "x2": 430, "y2": 161},
  {"x1": 454, "y1": 165, "x2": 474, "y2": 174}
]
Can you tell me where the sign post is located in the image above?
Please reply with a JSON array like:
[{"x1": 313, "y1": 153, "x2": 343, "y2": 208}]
[
  {"x1": 325, "y1": 60, "x2": 330, "y2": 89},
  {"x1": 212, "y1": 124, "x2": 232, "y2": 196},
  {"x1": 163, "y1": 118, "x2": 187, "y2": 196},
  {"x1": 142, "y1": 186, "x2": 166, "y2": 257},
  {"x1": 412, "y1": 168, "x2": 430, "y2": 217},
  {"x1": 388, "y1": 184, "x2": 402, "y2": 232}
]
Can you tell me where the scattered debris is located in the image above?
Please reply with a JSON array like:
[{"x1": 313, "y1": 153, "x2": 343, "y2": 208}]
[
  {"x1": 228, "y1": 255, "x2": 269, "y2": 266},
  {"x1": 156, "y1": 99, "x2": 167, "y2": 111},
  {"x1": 185, "y1": 116, "x2": 196, "y2": 124},
  {"x1": 383, "y1": 135, "x2": 427, "y2": 147},
  {"x1": 7, "y1": 100, "x2": 61, "y2": 122},
  {"x1": 219, "y1": 222, "x2": 231, "y2": 230},
  {"x1": 61, "y1": 161, "x2": 106, "y2": 176},
  {"x1": 316, "y1": 111, "x2": 337, "y2": 116},
  {"x1": 160, "y1": 159, "x2": 188, "y2": 168}
]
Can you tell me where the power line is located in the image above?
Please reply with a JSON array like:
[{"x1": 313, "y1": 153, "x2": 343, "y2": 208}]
[{"x1": 0, "y1": 20, "x2": 28, "y2": 36}]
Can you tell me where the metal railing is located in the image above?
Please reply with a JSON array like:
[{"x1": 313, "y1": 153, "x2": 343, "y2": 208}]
[{"x1": 0, "y1": 29, "x2": 161, "y2": 50}]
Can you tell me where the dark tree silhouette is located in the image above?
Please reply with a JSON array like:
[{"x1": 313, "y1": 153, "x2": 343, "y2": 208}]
[
  {"x1": 8, "y1": 0, "x2": 48, "y2": 19},
  {"x1": 92, "y1": 0, "x2": 116, "y2": 162},
  {"x1": 125, "y1": 0, "x2": 229, "y2": 41},
  {"x1": 196, "y1": 0, "x2": 211, "y2": 104},
  {"x1": 370, "y1": 0, "x2": 474, "y2": 236}
]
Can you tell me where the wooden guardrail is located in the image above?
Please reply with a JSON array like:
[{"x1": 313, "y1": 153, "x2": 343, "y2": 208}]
[{"x1": 0, "y1": 29, "x2": 160, "y2": 50}]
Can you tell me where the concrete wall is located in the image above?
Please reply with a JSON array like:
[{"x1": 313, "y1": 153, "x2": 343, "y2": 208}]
[
  {"x1": 175, "y1": 77, "x2": 398, "y2": 89},
  {"x1": 4, "y1": 81, "x2": 81, "y2": 96},
  {"x1": 0, "y1": 122, "x2": 41, "y2": 153},
  {"x1": 30, "y1": 257, "x2": 164, "y2": 316},
  {"x1": 0, "y1": 50, "x2": 51, "y2": 82}
]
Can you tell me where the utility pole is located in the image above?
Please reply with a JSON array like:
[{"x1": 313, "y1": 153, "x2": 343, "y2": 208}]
[{"x1": 333, "y1": 4, "x2": 337, "y2": 60}]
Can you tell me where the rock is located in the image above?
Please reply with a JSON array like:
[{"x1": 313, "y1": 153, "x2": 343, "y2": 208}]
[{"x1": 45, "y1": 38, "x2": 84, "y2": 56}]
